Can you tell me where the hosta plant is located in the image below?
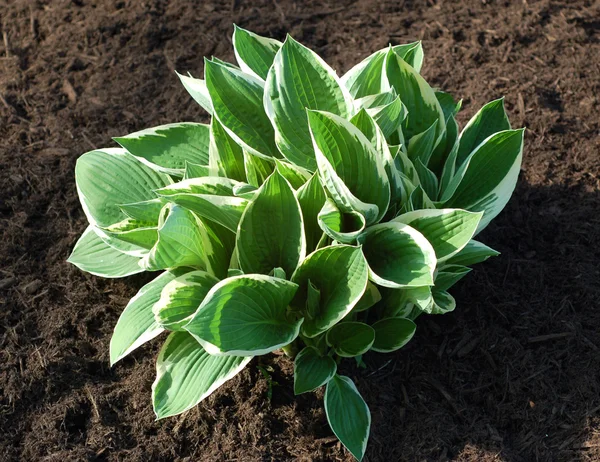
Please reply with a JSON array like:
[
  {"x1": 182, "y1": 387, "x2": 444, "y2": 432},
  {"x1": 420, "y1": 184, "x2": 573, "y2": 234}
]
[{"x1": 68, "y1": 25, "x2": 523, "y2": 461}]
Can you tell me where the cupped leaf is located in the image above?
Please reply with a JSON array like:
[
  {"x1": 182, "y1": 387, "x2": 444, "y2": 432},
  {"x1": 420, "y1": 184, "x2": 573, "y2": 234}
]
[
  {"x1": 95, "y1": 222, "x2": 157, "y2": 257},
  {"x1": 366, "y1": 96, "x2": 406, "y2": 142},
  {"x1": 153, "y1": 270, "x2": 219, "y2": 330},
  {"x1": 205, "y1": 59, "x2": 279, "y2": 158},
  {"x1": 359, "y1": 222, "x2": 436, "y2": 288},
  {"x1": 237, "y1": 170, "x2": 305, "y2": 276},
  {"x1": 326, "y1": 322, "x2": 375, "y2": 357},
  {"x1": 371, "y1": 317, "x2": 416, "y2": 353},
  {"x1": 291, "y1": 245, "x2": 368, "y2": 338},
  {"x1": 114, "y1": 122, "x2": 210, "y2": 175},
  {"x1": 75, "y1": 148, "x2": 171, "y2": 228},
  {"x1": 431, "y1": 289, "x2": 456, "y2": 315},
  {"x1": 68, "y1": 226, "x2": 144, "y2": 278},
  {"x1": 325, "y1": 375, "x2": 371, "y2": 461},
  {"x1": 209, "y1": 117, "x2": 246, "y2": 182},
  {"x1": 318, "y1": 199, "x2": 366, "y2": 244},
  {"x1": 264, "y1": 36, "x2": 353, "y2": 171},
  {"x1": 308, "y1": 110, "x2": 390, "y2": 225},
  {"x1": 434, "y1": 265, "x2": 472, "y2": 291},
  {"x1": 296, "y1": 173, "x2": 327, "y2": 253},
  {"x1": 184, "y1": 274, "x2": 300, "y2": 356},
  {"x1": 393, "y1": 209, "x2": 483, "y2": 262},
  {"x1": 152, "y1": 331, "x2": 251, "y2": 419},
  {"x1": 110, "y1": 270, "x2": 187, "y2": 365},
  {"x1": 294, "y1": 346, "x2": 337, "y2": 395},
  {"x1": 457, "y1": 97, "x2": 510, "y2": 167},
  {"x1": 143, "y1": 204, "x2": 206, "y2": 271},
  {"x1": 443, "y1": 129, "x2": 524, "y2": 232},
  {"x1": 176, "y1": 71, "x2": 213, "y2": 114},
  {"x1": 385, "y1": 49, "x2": 445, "y2": 142},
  {"x1": 232, "y1": 25, "x2": 282, "y2": 80},
  {"x1": 444, "y1": 239, "x2": 500, "y2": 266},
  {"x1": 120, "y1": 198, "x2": 164, "y2": 225}
]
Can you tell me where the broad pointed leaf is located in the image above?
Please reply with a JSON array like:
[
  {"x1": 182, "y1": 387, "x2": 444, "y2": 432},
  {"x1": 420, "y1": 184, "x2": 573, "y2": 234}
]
[
  {"x1": 275, "y1": 159, "x2": 311, "y2": 190},
  {"x1": 232, "y1": 25, "x2": 282, "y2": 80},
  {"x1": 308, "y1": 110, "x2": 390, "y2": 225},
  {"x1": 244, "y1": 150, "x2": 274, "y2": 187},
  {"x1": 205, "y1": 59, "x2": 279, "y2": 158},
  {"x1": 371, "y1": 317, "x2": 416, "y2": 353},
  {"x1": 114, "y1": 123, "x2": 210, "y2": 175},
  {"x1": 294, "y1": 346, "x2": 337, "y2": 395},
  {"x1": 184, "y1": 274, "x2": 300, "y2": 356},
  {"x1": 359, "y1": 222, "x2": 436, "y2": 288},
  {"x1": 326, "y1": 322, "x2": 375, "y2": 357},
  {"x1": 152, "y1": 331, "x2": 251, "y2": 418},
  {"x1": 264, "y1": 36, "x2": 353, "y2": 170},
  {"x1": 75, "y1": 148, "x2": 171, "y2": 228},
  {"x1": 176, "y1": 71, "x2": 213, "y2": 114},
  {"x1": 444, "y1": 239, "x2": 500, "y2": 266},
  {"x1": 291, "y1": 245, "x2": 368, "y2": 338},
  {"x1": 153, "y1": 270, "x2": 219, "y2": 330},
  {"x1": 68, "y1": 226, "x2": 144, "y2": 278},
  {"x1": 209, "y1": 117, "x2": 246, "y2": 182},
  {"x1": 325, "y1": 375, "x2": 371, "y2": 461},
  {"x1": 393, "y1": 208, "x2": 482, "y2": 262},
  {"x1": 237, "y1": 171, "x2": 305, "y2": 276},
  {"x1": 296, "y1": 173, "x2": 327, "y2": 253},
  {"x1": 434, "y1": 265, "x2": 472, "y2": 291}
]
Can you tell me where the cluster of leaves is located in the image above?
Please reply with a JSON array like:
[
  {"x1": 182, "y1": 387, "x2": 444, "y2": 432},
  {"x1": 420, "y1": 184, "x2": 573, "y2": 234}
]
[{"x1": 68, "y1": 25, "x2": 523, "y2": 460}]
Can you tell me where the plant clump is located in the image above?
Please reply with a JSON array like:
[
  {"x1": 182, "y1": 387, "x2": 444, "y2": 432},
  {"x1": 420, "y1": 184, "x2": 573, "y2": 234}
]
[{"x1": 69, "y1": 25, "x2": 523, "y2": 460}]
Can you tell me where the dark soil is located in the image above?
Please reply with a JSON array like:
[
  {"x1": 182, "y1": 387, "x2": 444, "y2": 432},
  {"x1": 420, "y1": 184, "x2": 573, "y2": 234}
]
[{"x1": 1, "y1": 0, "x2": 599, "y2": 460}]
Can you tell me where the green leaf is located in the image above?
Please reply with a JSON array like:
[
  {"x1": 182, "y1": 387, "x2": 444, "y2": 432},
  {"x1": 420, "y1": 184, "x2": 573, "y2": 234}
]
[
  {"x1": 308, "y1": 110, "x2": 390, "y2": 225},
  {"x1": 374, "y1": 287, "x2": 414, "y2": 319},
  {"x1": 436, "y1": 117, "x2": 460, "y2": 188},
  {"x1": 205, "y1": 59, "x2": 279, "y2": 159},
  {"x1": 366, "y1": 96, "x2": 406, "y2": 141},
  {"x1": 176, "y1": 71, "x2": 213, "y2": 114},
  {"x1": 414, "y1": 158, "x2": 439, "y2": 201},
  {"x1": 75, "y1": 148, "x2": 171, "y2": 228},
  {"x1": 275, "y1": 159, "x2": 311, "y2": 190},
  {"x1": 264, "y1": 36, "x2": 352, "y2": 171},
  {"x1": 237, "y1": 170, "x2": 305, "y2": 276},
  {"x1": 209, "y1": 117, "x2": 246, "y2": 182},
  {"x1": 153, "y1": 270, "x2": 219, "y2": 331},
  {"x1": 352, "y1": 282, "x2": 381, "y2": 313},
  {"x1": 393, "y1": 208, "x2": 483, "y2": 262},
  {"x1": 354, "y1": 89, "x2": 397, "y2": 111},
  {"x1": 296, "y1": 174, "x2": 327, "y2": 253},
  {"x1": 152, "y1": 331, "x2": 251, "y2": 418},
  {"x1": 157, "y1": 176, "x2": 242, "y2": 196},
  {"x1": 341, "y1": 42, "x2": 423, "y2": 98},
  {"x1": 434, "y1": 265, "x2": 472, "y2": 291},
  {"x1": 359, "y1": 222, "x2": 436, "y2": 288},
  {"x1": 110, "y1": 270, "x2": 185, "y2": 365},
  {"x1": 325, "y1": 375, "x2": 371, "y2": 461},
  {"x1": 244, "y1": 150, "x2": 274, "y2": 187},
  {"x1": 431, "y1": 289, "x2": 456, "y2": 315},
  {"x1": 184, "y1": 162, "x2": 211, "y2": 179},
  {"x1": 95, "y1": 222, "x2": 157, "y2": 257},
  {"x1": 68, "y1": 226, "x2": 144, "y2": 278},
  {"x1": 457, "y1": 97, "x2": 510, "y2": 167},
  {"x1": 407, "y1": 119, "x2": 438, "y2": 166},
  {"x1": 142, "y1": 204, "x2": 205, "y2": 271},
  {"x1": 350, "y1": 109, "x2": 402, "y2": 206},
  {"x1": 114, "y1": 123, "x2": 210, "y2": 175},
  {"x1": 294, "y1": 346, "x2": 337, "y2": 394},
  {"x1": 435, "y1": 91, "x2": 462, "y2": 121},
  {"x1": 385, "y1": 49, "x2": 445, "y2": 142},
  {"x1": 326, "y1": 322, "x2": 375, "y2": 357},
  {"x1": 371, "y1": 317, "x2": 416, "y2": 353},
  {"x1": 318, "y1": 199, "x2": 366, "y2": 244},
  {"x1": 443, "y1": 129, "x2": 524, "y2": 232},
  {"x1": 232, "y1": 25, "x2": 282, "y2": 80},
  {"x1": 184, "y1": 274, "x2": 300, "y2": 356},
  {"x1": 119, "y1": 199, "x2": 163, "y2": 225},
  {"x1": 444, "y1": 239, "x2": 500, "y2": 266},
  {"x1": 291, "y1": 245, "x2": 368, "y2": 338}
]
